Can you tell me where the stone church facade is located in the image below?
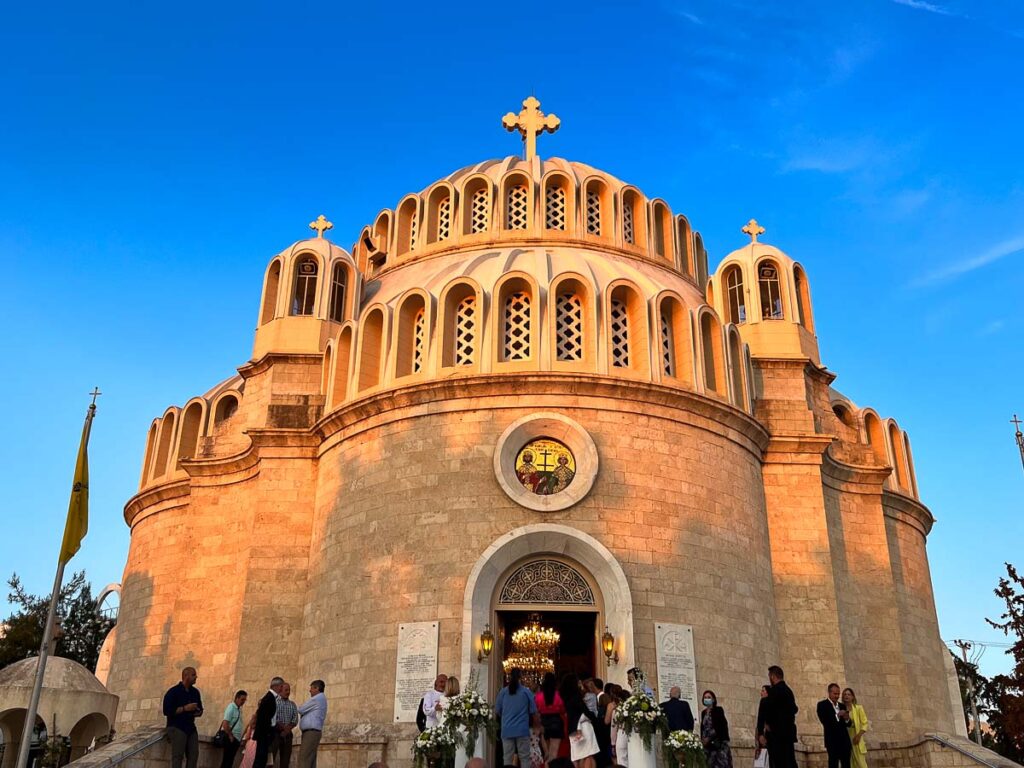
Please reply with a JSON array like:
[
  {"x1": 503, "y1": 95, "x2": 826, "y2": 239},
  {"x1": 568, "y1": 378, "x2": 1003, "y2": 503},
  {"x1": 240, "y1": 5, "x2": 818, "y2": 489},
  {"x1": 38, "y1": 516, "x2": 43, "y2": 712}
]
[{"x1": 104, "y1": 104, "x2": 963, "y2": 766}]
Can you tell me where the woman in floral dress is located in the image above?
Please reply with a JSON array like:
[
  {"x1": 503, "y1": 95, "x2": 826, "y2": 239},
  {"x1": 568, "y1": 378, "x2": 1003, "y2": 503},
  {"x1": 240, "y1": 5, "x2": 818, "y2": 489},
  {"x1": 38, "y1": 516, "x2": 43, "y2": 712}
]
[{"x1": 699, "y1": 690, "x2": 732, "y2": 768}]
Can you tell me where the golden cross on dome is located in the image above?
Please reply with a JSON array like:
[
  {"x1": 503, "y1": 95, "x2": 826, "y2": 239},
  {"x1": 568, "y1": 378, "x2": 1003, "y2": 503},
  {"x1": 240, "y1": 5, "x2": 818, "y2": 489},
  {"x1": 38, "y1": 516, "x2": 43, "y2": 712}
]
[
  {"x1": 502, "y1": 96, "x2": 560, "y2": 161},
  {"x1": 309, "y1": 215, "x2": 333, "y2": 239},
  {"x1": 742, "y1": 219, "x2": 766, "y2": 243}
]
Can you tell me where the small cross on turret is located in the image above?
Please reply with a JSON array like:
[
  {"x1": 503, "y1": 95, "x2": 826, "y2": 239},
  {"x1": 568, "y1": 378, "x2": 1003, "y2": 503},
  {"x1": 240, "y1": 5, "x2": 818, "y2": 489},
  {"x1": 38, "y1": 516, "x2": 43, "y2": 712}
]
[
  {"x1": 309, "y1": 214, "x2": 333, "y2": 239},
  {"x1": 502, "y1": 96, "x2": 560, "y2": 161},
  {"x1": 742, "y1": 218, "x2": 766, "y2": 243}
]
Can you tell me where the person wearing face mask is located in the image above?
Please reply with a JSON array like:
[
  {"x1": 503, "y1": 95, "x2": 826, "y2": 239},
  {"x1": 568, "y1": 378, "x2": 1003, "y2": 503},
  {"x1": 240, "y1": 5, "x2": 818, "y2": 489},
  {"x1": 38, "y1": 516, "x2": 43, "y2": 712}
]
[{"x1": 699, "y1": 691, "x2": 732, "y2": 768}]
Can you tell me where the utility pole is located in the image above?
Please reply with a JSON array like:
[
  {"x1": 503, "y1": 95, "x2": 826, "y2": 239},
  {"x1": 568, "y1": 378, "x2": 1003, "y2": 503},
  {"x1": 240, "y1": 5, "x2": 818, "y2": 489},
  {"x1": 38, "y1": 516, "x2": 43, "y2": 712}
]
[
  {"x1": 1013, "y1": 415, "x2": 1024, "y2": 472},
  {"x1": 954, "y1": 640, "x2": 983, "y2": 745}
]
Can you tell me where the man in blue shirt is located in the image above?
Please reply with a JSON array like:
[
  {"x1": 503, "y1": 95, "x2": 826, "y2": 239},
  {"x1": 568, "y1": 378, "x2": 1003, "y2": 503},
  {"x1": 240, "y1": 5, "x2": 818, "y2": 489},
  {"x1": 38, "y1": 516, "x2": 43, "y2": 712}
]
[
  {"x1": 162, "y1": 667, "x2": 204, "y2": 768},
  {"x1": 495, "y1": 669, "x2": 538, "y2": 768}
]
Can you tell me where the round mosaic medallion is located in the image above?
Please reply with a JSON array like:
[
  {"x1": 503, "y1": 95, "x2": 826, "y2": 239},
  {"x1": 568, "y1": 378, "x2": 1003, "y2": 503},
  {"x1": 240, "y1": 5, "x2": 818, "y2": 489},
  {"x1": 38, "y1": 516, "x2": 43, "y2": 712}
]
[
  {"x1": 515, "y1": 438, "x2": 576, "y2": 496},
  {"x1": 493, "y1": 413, "x2": 598, "y2": 512}
]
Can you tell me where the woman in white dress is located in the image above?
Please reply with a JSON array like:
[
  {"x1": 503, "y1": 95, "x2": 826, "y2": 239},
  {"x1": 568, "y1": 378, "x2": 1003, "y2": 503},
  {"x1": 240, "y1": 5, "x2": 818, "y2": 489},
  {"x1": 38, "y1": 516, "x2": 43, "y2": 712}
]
[{"x1": 561, "y1": 674, "x2": 599, "y2": 768}]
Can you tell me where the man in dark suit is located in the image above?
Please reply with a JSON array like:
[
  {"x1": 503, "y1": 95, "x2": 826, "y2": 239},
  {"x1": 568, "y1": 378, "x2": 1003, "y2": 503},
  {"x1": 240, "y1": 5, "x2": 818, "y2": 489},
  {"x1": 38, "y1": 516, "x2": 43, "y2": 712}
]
[
  {"x1": 660, "y1": 687, "x2": 695, "y2": 732},
  {"x1": 253, "y1": 676, "x2": 285, "y2": 768},
  {"x1": 763, "y1": 666, "x2": 799, "y2": 768},
  {"x1": 816, "y1": 683, "x2": 852, "y2": 768}
]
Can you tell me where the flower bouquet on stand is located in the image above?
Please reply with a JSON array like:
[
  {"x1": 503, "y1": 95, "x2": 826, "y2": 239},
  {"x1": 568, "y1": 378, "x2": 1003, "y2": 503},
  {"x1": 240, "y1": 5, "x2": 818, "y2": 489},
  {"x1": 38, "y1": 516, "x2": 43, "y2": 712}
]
[
  {"x1": 441, "y1": 688, "x2": 498, "y2": 759},
  {"x1": 663, "y1": 730, "x2": 708, "y2": 768},
  {"x1": 612, "y1": 672, "x2": 668, "y2": 768},
  {"x1": 412, "y1": 726, "x2": 457, "y2": 768}
]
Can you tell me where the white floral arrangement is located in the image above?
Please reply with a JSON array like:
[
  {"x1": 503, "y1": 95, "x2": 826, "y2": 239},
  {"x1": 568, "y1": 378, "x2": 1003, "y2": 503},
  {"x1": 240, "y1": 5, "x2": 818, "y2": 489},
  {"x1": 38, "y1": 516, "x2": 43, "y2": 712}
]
[
  {"x1": 612, "y1": 690, "x2": 668, "y2": 750},
  {"x1": 441, "y1": 689, "x2": 498, "y2": 757},
  {"x1": 663, "y1": 730, "x2": 708, "y2": 768},
  {"x1": 412, "y1": 726, "x2": 457, "y2": 768}
]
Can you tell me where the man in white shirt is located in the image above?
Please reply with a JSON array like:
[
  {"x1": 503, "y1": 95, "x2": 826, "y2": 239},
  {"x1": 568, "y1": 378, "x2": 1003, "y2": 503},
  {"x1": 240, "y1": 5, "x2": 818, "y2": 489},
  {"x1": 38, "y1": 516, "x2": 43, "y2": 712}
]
[
  {"x1": 421, "y1": 674, "x2": 448, "y2": 730},
  {"x1": 297, "y1": 680, "x2": 328, "y2": 768}
]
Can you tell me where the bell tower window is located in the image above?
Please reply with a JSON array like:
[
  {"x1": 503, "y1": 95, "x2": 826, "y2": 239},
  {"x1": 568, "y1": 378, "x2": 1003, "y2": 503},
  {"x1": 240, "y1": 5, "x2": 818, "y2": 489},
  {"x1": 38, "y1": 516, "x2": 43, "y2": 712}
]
[
  {"x1": 328, "y1": 264, "x2": 347, "y2": 323},
  {"x1": 758, "y1": 261, "x2": 784, "y2": 320},
  {"x1": 291, "y1": 257, "x2": 318, "y2": 316}
]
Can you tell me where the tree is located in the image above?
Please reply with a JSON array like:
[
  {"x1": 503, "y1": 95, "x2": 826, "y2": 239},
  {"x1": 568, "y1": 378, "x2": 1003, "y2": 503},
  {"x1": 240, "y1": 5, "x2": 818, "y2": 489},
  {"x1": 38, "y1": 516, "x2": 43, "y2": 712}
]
[
  {"x1": 0, "y1": 571, "x2": 114, "y2": 673},
  {"x1": 951, "y1": 652, "x2": 997, "y2": 749},
  {"x1": 986, "y1": 562, "x2": 1024, "y2": 761}
]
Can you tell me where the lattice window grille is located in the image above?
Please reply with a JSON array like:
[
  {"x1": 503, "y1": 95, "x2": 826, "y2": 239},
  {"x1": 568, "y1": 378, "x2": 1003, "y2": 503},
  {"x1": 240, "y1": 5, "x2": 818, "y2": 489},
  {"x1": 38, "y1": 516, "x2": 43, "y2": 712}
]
[
  {"x1": 507, "y1": 184, "x2": 529, "y2": 230},
  {"x1": 623, "y1": 201, "x2": 634, "y2": 244},
  {"x1": 437, "y1": 196, "x2": 451, "y2": 241},
  {"x1": 556, "y1": 292, "x2": 583, "y2": 361},
  {"x1": 610, "y1": 299, "x2": 630, "y2": 368},
  {"x1": 503, "y1": 291, "x2": 531, "y2": 360},
  {"x1": 471, "y1": 189, "x2": 490, "y2": 233},
  {"x1": 546, "y1": 186, "x2": 566, "y2": 230},
  {"x1": 409, "y1": 210, "x2": 419, "y2": 249},
  {"x1": 413, "y1": 309, "x2": 425, "y2": 373},
  {"x1": 661, "y1": 312, "x2": 674, "y2": 376},
  {"x1": 498, "y1": 559, "x2": 595, "y2": 605},
  {"x1": 455, "y1": 296, "x2": 476, "y2": 365},
  {"x1": 586, "y1": 190, "x2": 601, "y2": 235}
]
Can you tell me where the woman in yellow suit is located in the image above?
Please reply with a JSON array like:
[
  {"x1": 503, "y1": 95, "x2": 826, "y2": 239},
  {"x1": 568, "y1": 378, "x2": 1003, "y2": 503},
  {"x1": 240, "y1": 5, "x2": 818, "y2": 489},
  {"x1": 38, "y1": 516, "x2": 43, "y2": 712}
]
[{"x1": 842, "y1": 688, "x2": 869, "y2": 768}]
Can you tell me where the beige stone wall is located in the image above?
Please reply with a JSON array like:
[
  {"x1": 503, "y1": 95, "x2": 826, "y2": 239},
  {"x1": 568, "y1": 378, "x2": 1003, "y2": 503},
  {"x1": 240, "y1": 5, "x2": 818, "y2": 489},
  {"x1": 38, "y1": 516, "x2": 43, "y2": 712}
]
[
  {"x1": 885, "y1": 495, "x2": 957, "y2": 735},
  {"x1": 298, "y1": 378, "x2": 776, "y2": 747}
]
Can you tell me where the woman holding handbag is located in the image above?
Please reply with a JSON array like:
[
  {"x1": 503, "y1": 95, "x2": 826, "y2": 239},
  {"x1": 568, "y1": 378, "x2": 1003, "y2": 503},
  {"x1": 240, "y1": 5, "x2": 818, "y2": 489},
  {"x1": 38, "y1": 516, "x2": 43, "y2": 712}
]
[
  {"x1": 842, "y1": 688, "x2": 869, "y2": 768},
  {"x1": 217, "y1": 691, "x2": 248, "y2": 768}
]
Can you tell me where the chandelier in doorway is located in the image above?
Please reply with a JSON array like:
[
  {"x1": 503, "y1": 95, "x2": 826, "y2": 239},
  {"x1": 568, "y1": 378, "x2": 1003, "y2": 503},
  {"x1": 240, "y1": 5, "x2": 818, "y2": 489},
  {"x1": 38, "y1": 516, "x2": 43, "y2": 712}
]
[{"x1": 502, "y1": 613, "x2": 560, "y2": 688}]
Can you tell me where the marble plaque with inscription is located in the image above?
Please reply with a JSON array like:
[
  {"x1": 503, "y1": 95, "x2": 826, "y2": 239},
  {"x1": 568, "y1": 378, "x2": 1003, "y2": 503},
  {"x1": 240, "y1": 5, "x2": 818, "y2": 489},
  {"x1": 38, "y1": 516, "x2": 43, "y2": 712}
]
[
  {"x1": 654, "y1": 622, "x2": 699, "y2": 718},
  {"x1": 394, "y1": 621, "x2": 439, "y2": 722}
]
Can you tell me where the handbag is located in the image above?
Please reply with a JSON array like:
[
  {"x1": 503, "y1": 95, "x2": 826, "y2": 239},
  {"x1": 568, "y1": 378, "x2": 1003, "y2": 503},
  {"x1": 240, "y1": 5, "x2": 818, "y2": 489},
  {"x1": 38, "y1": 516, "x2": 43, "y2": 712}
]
[{"x1": 212, "y1": 730, "x2": 230, "y2": 748}]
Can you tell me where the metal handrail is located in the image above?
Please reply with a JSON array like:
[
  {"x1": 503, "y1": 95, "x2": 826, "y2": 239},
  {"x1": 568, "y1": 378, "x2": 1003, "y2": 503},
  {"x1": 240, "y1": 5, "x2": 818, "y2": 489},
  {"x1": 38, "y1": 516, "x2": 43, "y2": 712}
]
[
  {"x1": 78, "y1": 728, "x2": 165, "y2": 767},
  {"x1": 927, "y1": 733, "x2": 1002, "y2": 768}
]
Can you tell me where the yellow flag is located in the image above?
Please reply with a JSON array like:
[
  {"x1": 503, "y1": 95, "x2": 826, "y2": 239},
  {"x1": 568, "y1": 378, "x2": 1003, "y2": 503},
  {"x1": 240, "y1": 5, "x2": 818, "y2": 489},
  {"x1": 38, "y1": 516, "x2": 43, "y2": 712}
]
[{"x1": 59, "y1": 414, "x2": 92, "y2": 564}]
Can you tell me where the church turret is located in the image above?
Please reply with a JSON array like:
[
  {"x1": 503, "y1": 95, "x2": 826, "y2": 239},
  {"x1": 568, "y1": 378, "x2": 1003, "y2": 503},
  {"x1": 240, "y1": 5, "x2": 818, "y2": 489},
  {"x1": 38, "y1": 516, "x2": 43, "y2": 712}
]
[
  {"x1": 252, "y1": 215, "x2": 360, "y2": 359},
  {"x1": 707, "y1": 219, "x2": 819, "y2": 364}
]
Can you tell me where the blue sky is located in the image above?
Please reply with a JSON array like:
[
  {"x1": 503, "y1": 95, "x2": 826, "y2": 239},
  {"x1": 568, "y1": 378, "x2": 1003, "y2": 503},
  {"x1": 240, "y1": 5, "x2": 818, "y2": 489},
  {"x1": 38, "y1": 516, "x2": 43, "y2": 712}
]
[{"x1": 1, "y1": 1, "x2": 1021, "y2": 677}]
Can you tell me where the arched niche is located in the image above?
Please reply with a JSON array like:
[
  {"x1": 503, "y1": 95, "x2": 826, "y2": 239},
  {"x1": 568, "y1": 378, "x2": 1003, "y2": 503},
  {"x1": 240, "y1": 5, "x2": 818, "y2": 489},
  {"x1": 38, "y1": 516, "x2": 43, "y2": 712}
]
[
  {"x1": 549, "y1": 272, "x2": 597, "y2": 370},
  {"x1": 698, "y1": 309, "x2": 727, "y2": 398},
  {"x1": 655, "y1": 292, "x2": 693, "y2": 387}
]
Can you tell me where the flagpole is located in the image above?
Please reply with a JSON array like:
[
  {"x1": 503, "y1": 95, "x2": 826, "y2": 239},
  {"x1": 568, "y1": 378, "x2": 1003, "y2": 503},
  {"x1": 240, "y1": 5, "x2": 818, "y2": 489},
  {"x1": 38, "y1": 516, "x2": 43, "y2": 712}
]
[{"x1": 15, "y1": 394, "x2": 99, "y2": 768}]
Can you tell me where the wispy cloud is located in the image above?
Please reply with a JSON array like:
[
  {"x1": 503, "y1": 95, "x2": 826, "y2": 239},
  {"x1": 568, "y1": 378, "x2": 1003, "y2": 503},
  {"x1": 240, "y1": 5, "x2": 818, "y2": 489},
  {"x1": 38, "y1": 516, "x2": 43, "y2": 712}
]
[
  {"x1": 890, "y1": 0, "x2": 959, "y2": 16},
  {"x1": 915, "y1": 235, "x2": 1024, "y2": 286},
  {"x1": 672, "y1": 8, "x2": 704, "y2": 25},
  {"x1": 978, "y1": 319, "x2": 1006, "y2": 337},
  {"x1": 780, "y1": 137, "x2": 894, "y2": 175}
]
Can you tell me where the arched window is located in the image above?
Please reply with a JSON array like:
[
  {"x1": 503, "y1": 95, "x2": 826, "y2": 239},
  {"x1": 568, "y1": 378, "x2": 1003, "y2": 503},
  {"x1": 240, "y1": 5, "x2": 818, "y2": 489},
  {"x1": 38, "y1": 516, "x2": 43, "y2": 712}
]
[
  {"x1": 623, "y1": 199, "x2": 635, "y2": 244},
  {"x1": 153, "y1": 411, "x2": 177, "y2": 478},
  {"x1": 141, "y1": 422, "x2": 158, "y2": 486},
  {"x1": 502, "y1": 290, "x2": 531, "y2": 360},
  {"x1": 728, "y1": 330, "x2": 746, "y2": 407},
  {"x1": 332, "y1": 327, "x2": 353, "y2": 404},
  {"x1": 260, "y1": 260, "x2": 281, "y2": 325},
  {"x1": 328, "y1": 263, "x2": 347, "y2": 323},
  {"x1": 507, "y1": 184, "x2": 529, "y2": 230},
  {"x1": 724, "y1": 265, "x2": 746, "y2": 324},
  {"x1": 658, "y1": 296, "x2": 692, "y2": 385},
  {"x1": 397, "y1": 197, "x2": 418, "y2": 254},
  {"x1": 652, "y1": 202, "x2": 671, "y2": 260},
  {"x1": 758, "y1": 260, "x2": 784, "y2": 320},
  {"x1": 864, "y1": 412, "x2": 888, "y2": 467},
  {"x1": 455, "y1": 296, "x2": 477, "y2": 365},
  {"x1": 660, "y1": 311, "x2": 674, "y2": 376},
  {"x1": 291, "y1": 257, "x2": 318, "y2": 316},
  {"x1": 546, "y1": 184, "x2": 567, "y2": 230},
  {"x1": 357, "y1": 309, "x2": 385, "y2": 391},
  {"x1": 214, "y1": 395, "x2": 238, "y2": 426},
  {"x1": 437, "y1": 196, "x2": 451, "y2": 240},
  {"x1": 556, "y1": 291, "x2": 583, "y2": 361},
  {"x1": 700, "y1": 313, "x2": 726, "y2": 396},
  {"x1": 585, "y1": 187, "x2": 602, "y2": 235},
  {"x1": 794, "y1": 265, "x2": 814, "y2": 331},
  {"x1": 888, "y1": 422, "x2": 911, "y2": 491},
  {"x1": 610, "y1": 298, "x2": 630, "y2": 368},
  {"x1": 175, "y1": 402, "x2": 204, "y2": 470},
  {"x1": 677, "y1": 216, "x2": 694, "y2": 278},
  {"x1": 322, "y1": 345, "x2": 333, "y2": 395},
  {"x1": 471, "y1": 188, "x2": 489, "y2": 233},
  {"x1": 395, "y1": 295, "x2": 428, "y2": 378}
]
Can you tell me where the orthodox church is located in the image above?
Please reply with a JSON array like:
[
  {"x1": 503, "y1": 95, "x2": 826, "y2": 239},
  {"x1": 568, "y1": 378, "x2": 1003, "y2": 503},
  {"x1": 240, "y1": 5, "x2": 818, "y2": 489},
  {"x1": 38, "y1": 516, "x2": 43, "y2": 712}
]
[{"x1": 103, "y1": 99, "x2": 967, "y2": 767}]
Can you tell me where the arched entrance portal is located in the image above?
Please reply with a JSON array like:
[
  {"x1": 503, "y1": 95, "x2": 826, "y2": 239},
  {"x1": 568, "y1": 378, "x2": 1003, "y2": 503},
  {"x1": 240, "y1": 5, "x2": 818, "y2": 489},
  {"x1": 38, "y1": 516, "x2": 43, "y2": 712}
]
[
  {"x1": 495, "y1": 558, "x2": 600, "y2": 690},
  {"x1": 461, "y1": 524, "x2": 634, "y2": 697}
]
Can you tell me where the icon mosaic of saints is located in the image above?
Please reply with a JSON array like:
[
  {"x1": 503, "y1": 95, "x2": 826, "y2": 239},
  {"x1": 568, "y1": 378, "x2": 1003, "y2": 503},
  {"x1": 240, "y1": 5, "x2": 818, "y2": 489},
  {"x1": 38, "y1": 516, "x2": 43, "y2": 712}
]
[{"x1": 515, "y1": 438, "x2": 576, "y2": 495}]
